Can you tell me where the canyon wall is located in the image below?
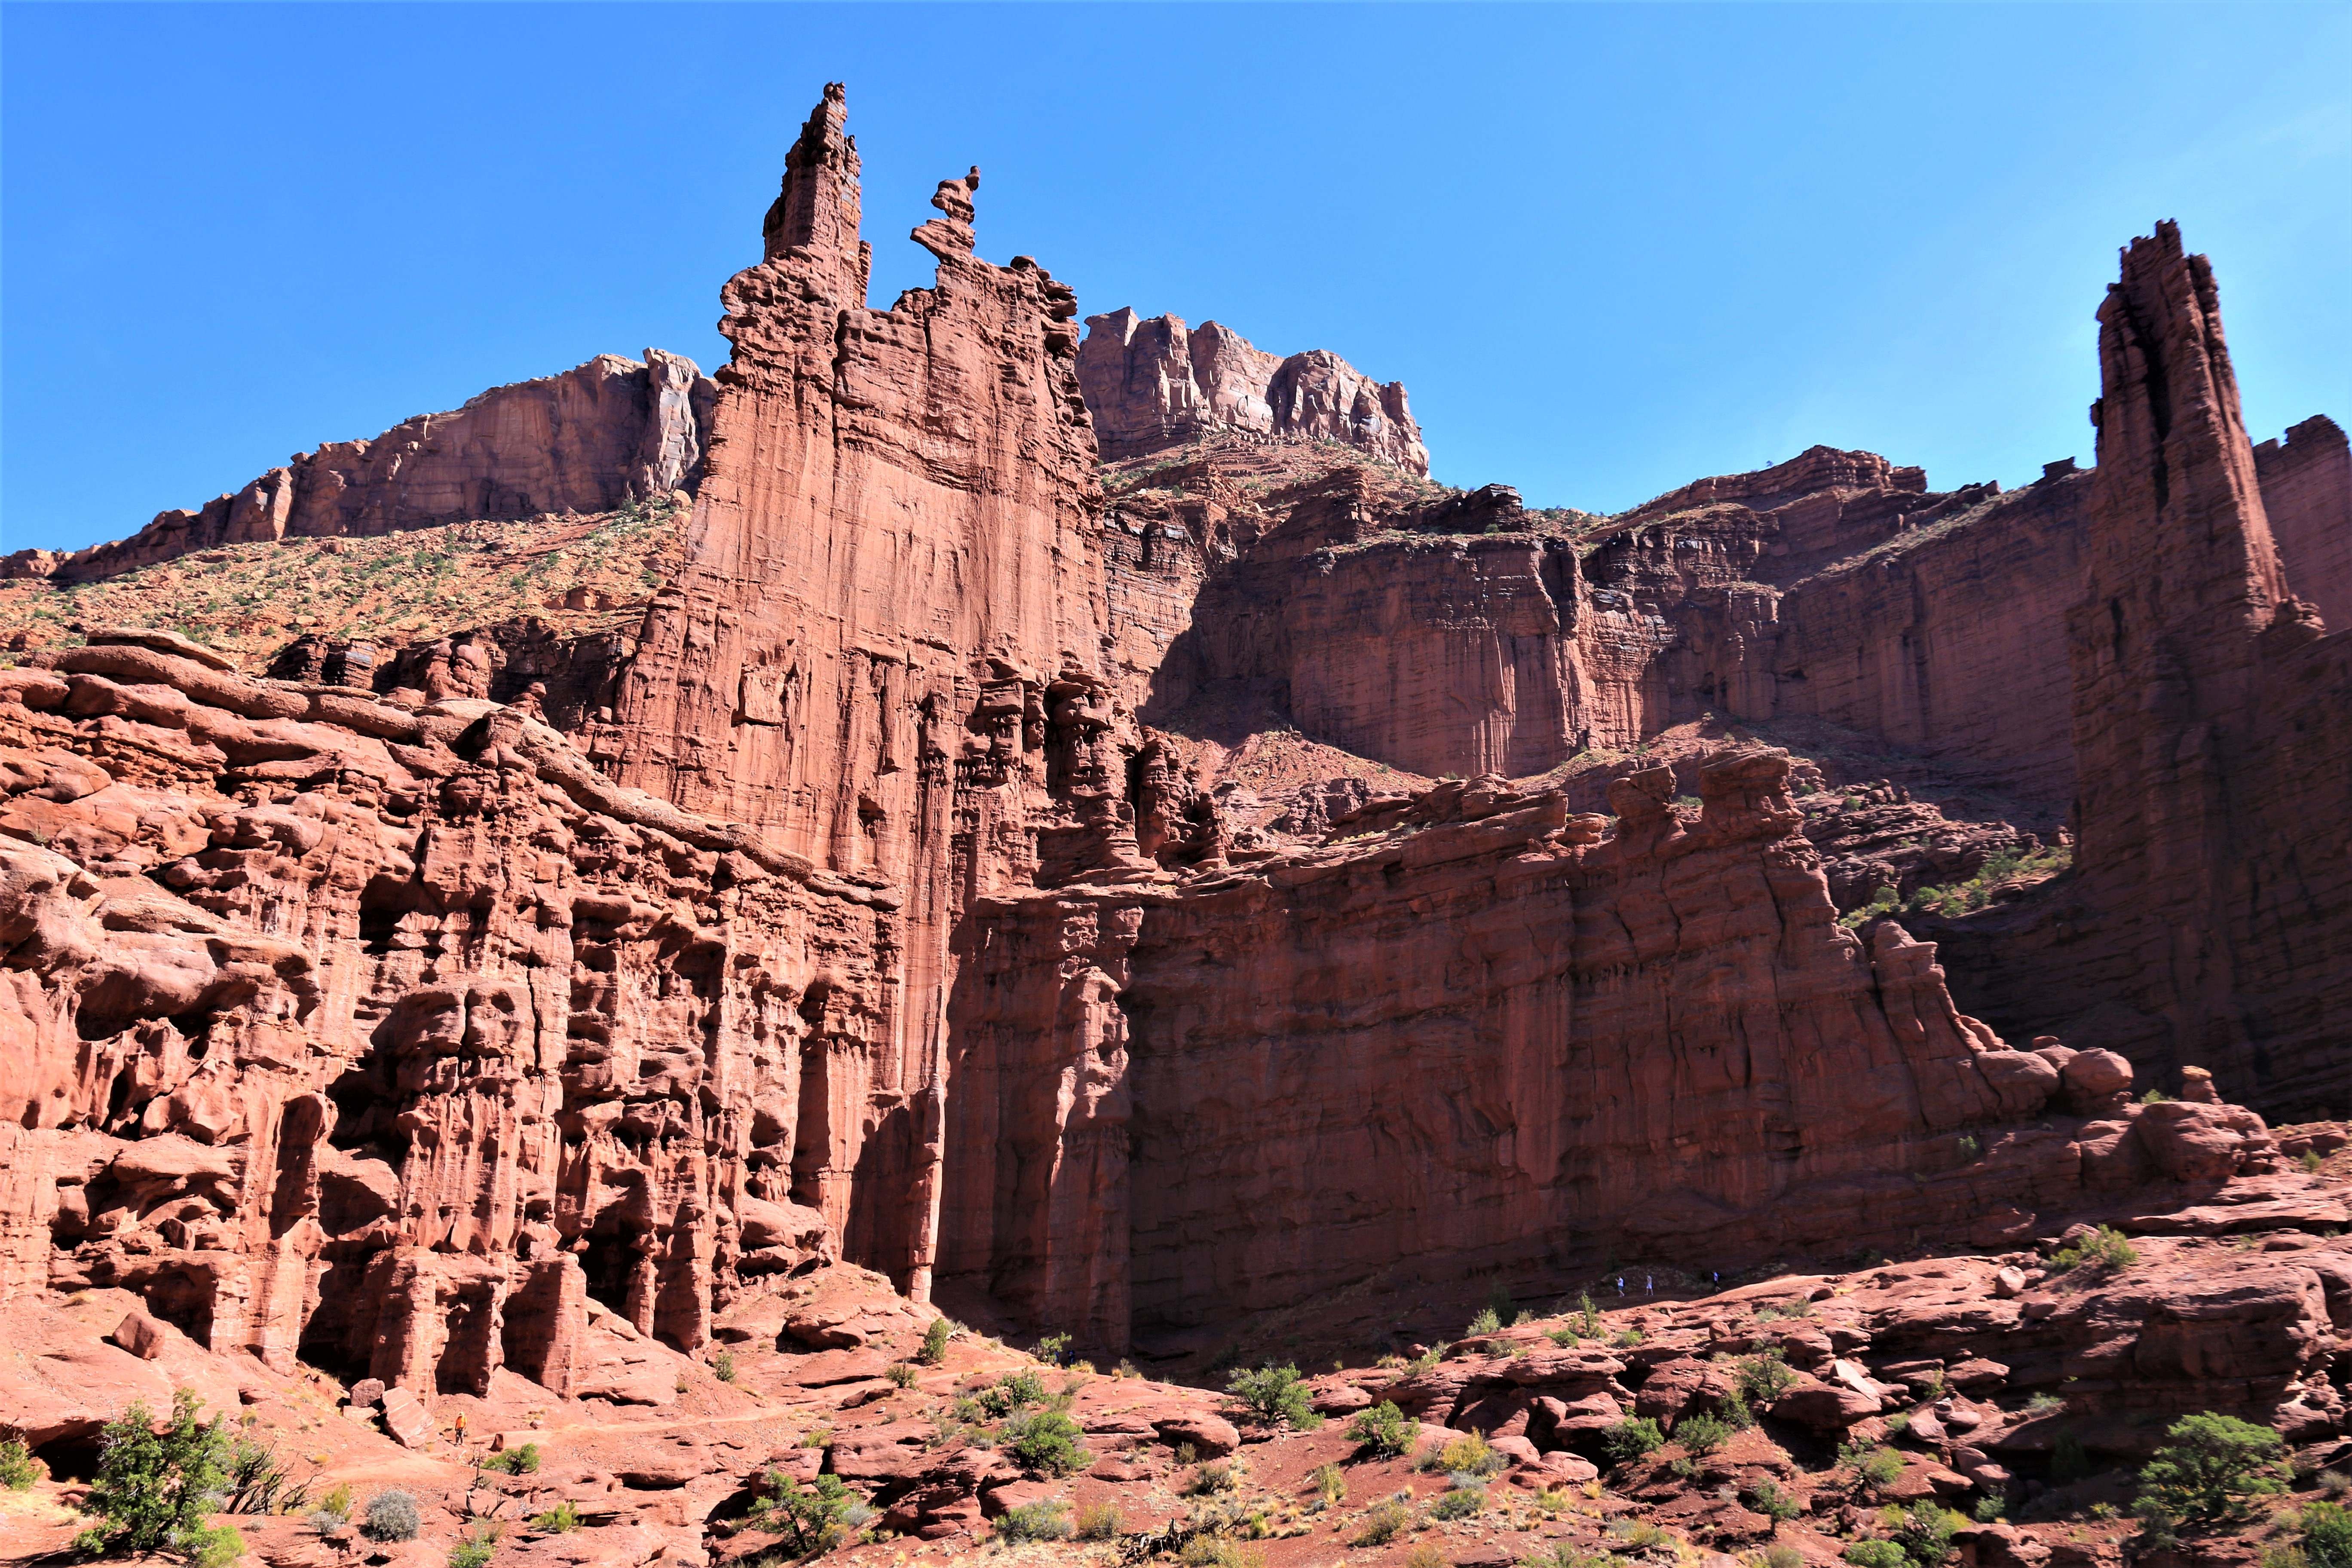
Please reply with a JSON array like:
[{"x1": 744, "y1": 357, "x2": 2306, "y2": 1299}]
[
  {"x1": 1078, "y1": 309, "x2": 1430, "y2": 475},
  {"x1": 597, "y1": 87, "x2": 1146, "y2": 1297},
  {"x1": 2257, "y1": 414, "x2": 2352, "y2": 634},
  {"x1": 5, "y1": 353, "x2": 715, "y2": 585},
  {"x1": 937, "y1": 747, "x2": 2277, "y2": 1351},
  {"x1": 1937, "y1": 226, "x2": 2352, "y2": 1119},
  {"x1": 0, "y1": 631, "x2": 878, "y2": 1403}
]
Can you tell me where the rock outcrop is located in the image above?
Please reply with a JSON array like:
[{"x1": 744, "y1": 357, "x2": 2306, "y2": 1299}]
[
  {"x1": 595, "y1": 86, "x2": 1142, "y2": 1302},
  {"x1": 1934, "y1": 224, "x2": 2352, "y2": 1119},
  {"x1": 1078, "y1": 308, "x2": 1430, "y2": 475},
  {"x1": 3, "y1": 352, "x2": 715, "y2": 585}
]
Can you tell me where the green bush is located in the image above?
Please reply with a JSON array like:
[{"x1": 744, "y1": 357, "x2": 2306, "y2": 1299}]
[
  {"x1": 2302, "y1": 1501, "x2": 2352, "y2": 1568},
  {"x1": 1429, "y1": 1485, "x2": 1484, "y2": 1520},
  {"x1": 1353, "y1": 1499, "x2": 1412, "y2": 1545},
  {"x1": 1613, "y1": 1328, "x2": 1645, "y2": 1348},
  {"x1": 78, "y1": 1388, "x2": 233, "y2": 1558},
  {"x1": 1675, "y1": 1413, "x2": 1732, "y2": 1457},
  {"x1": 885, "y1": 1362, "x2": 918, "y2": 1388},
  {"x1": 1844, "y1": 1541, "x2": 1907, "y2": 1568},
  {"x1": 1076, "y1": 1500, "x2": 1122, "y2": 1540},
  {"x1": 2048, "y1": 1225, "x2": 2138, "y2": 1275},
  {"x1": 995, "y1": 1499, "x2": 1073, "y2": 1542},
  {"x1": 1888, "y1": 1501, "x2": 1963, "y2": 1565},
  {"x1": 1033, "y1": 1332, "x2": 1072, "y2": 1366},
  {"x1": 528, "y1": 1502, "x2": 581, "y2": 1534},
  {"x1": 1746, "y1": 1479, "x2": 1801, "y2": 1522},
  {"x1": 919, "y1": 1316, "x2": 954, "y2": 1366},
  {"x1": 448, "y1": 1524, "x2": 499, "y2": 1568},
  {"x1": 1429, "y1": 1432, "x2": 1505, "y2": 1477},
  {"x1": 0, "y1": 1437, "x2": 38, "y2": 1491},
  {"x1": 748, "y1": 1470, "x2": 858, "y2": 1554},
  {"x1": 1736, "y1": 1348, "x2": 1798, "y2": 1406},
  {"x1": 187, "y1": 1523, "x2": 244, "y2": 1568},
  {"x1": 1601, "y1": 1416, "x2": 1665, "y2": 1465},
  {"x1": 482, "y1": 1442, "x2": 540, "y2": 1476},
  {"x1": 1226, "y1": 1363, "x2": 1321, "y2": 1430},
  {"x1": 1309, "y1": 1463, "x2": 1346, "y2": 1504},
  {"x1": 2139, "y1": 1412, "x2": 2287, "y2": 1521},
  {"x1": 1187, "y1": 1460, "x2": 1236, "y2": 1496},
  {"x1": 1347, "y1": 1401, "x2": 1416, "y2": 1459},
  {"x1": 999, "y1": 1409, "x2": 1091, "y2": 1478},
  {"x1": 975, "y1": 1369, "x2": 1048, "y2": 1417},
  {"x1": 362, "y1": 1489, "x2": 421, "y2": 1542},
  {"x1": 1467, "y1": 1305, "x2": 1502, "y2": 1336},
  {"x1": 1972, "y1": 1496, "x2": 2007, "y2": 1522},
  {"x1": 712, "y1": 1351, "x2": 737, "y2": 1383}
]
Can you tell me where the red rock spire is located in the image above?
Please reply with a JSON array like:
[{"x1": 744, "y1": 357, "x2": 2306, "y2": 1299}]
[{"x1": 761, "y1": 81, "x2": 871, "y2": 300}]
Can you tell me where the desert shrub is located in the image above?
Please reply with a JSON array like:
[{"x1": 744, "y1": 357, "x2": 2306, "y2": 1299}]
[
  {"x1": 448, "y1": 1523, "x2": 500, "y2": 1568},
  {"x1": 324, "y1": 1485, "x2": 358, "y2": 1522},
  {"x1": 2138, "y1": 1412, "x2": 2288, "y2": 1521},
  {"x1": 2306, "y1": 1151, "x2": 2328, "y2": 1173},
  {"x1": 2324, "y1": 1470, "x2": 2352, "y2": 1498},
  {"x1": 1467, "y1": 1305, "x2": 1503, "y2": 1336},
  {"x1": 1844, "y1": 1542, "x2": 1907, "y2": 1568},
  {"x1": 1757, "y1": 1547, "x2": 1806, "y2": 1568},
  {"x1": 0, "y1": 1437, "x2": 38, "y2": 1491},
  {"x1": 1404, "y1": 1546, "x2": 1446, "y2": 1568},
  {"x1": 999, "y1": 1409, "x2": 1090, "y2": 1478},
  {"x1": 1525, "y1": 1546, "x2": 1619, "y2": 1568},
  {"x1": 995, "y1": 1499, "x2": 1073, "y2": 1543},
  {"x1": 1188, "y1": 1460, "x2": 1237, "y2": 1495},
  {"x1": 2301, "y1": 1501, "x2": 2352, "y2": 1568},
  {"x1": 885, "y1": 1362, "x2": 918, "y2": 1388},
  {"x1": 1076, "y1": 1500, "x2": 1122, "y2": 1540},
  {"x1": 1611, "y1": 1518, "x2": 1670, "y2": 1551},
  {"x1": 1862, "y1": 1448, "x2": 1906, "y2": 1492},
  {"x1": 975, "y1": 1369, "x2": 1048, "y2": 1416},
  {"x1": 1430, "y1": 1432, "x2": 1504, "y2": 1477},
  {"x1": 919, "y1": 1316, "x2": 954, "y2": 1365},
  {"x1": 1430, "y1": 1484, "x2": 1485, "y2": 1520},
  {"x1": 187, "y1": 1525, "x2": 244, "y2": 1568},
  {"x1": 2048, "y1": 1225, "x2": 2138, "y2": 1275},
  {"x1": 1887, "y1": 1500, "x2": 1964, "y2": 1565},
  {"x1": 2024, "y1": 1392, "x2": 2065, "y2": 1415},
  {"x1": 1353, "y1": 1499, "x2": 1412, "y2": 1545},
  {"x1": 1348, "y1": 1401, "x2": 1417, "y2": 1458},
  {"x1": 1545, "y1": 1325, "x2": 1581, "y2": 1347},
  {"x1": 1613, "y1": 1328, "x2": 1645, "y2": 1348},
  {"x1": 306, "y1": 1508, "x2": 350, "y2": 1540},
  {"x1": 712, "y1": 1351, "x2": 737, "y2": 1383},
  {"x1": 77, "y1": 1389, "x2": 233, "y2": 1558},
  {"x1": 1601, "y1": 1416, "x2": 1665, "y2": 1465},
  {"x1": 1033, "y1": 1332, "x2": 1072, "y2": 1366},
  {"x1": 2050, "y1": 1431, "x2": 2092, "y2": 1484},
  {"x1": 1309, "y1": 1463, "x2": 1347, "y2": 1504},
  {"x1": 1675, "y1": 1413, "x2": 1732, "y2": 1457},
  {"x1": 529, "y1": 1501, "x2": 581, "y2": 1534},
  {"x1": 482, "y1": 1442, "x2": 540, "y2": 1476},
  {"x1": 1227, "y1": 1363, "x2": 1321, "y2": 1430},
  {"x1": 748, "y1": 1470, "x2": 858, "y2": 1555},
  {"x1": 1736, "y1": 1348, "x2": 1797, "y2": 1406},
  {"x1": 1746, "y1": 1479, "x2": 1801, "y2": 1522},
  {"x1": 1972, "y1": 1497, "x2": 2007, "y2": 1522},
  {"x1": 363, "y1": 1489, "x2": 422, "y2": 1542}
]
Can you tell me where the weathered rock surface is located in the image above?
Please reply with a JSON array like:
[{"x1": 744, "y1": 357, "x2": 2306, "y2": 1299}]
[
  {"x1": 3, "y1": 352, "x2": 714, "y2": 585},
  {"x1": 1078, "y1": 308, "x2": 1430, "y2": 475}
]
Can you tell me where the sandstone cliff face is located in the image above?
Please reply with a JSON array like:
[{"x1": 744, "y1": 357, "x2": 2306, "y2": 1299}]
[
  {"x1": 598, "y1": 88, "x2": 1145, "y2": 1299},
  {"x1": 0, "y1": 631, "x2": 884, "y2": 1404},
  {"x1": 935, "y1": 747, "x2": 2272, "y2": 1352},
  {"x1": 1078, "y1": 309, "x2": 1430, "y2": 475},
  {"x1": 2256, "y1": 413, "x2": 2352, "y2": 634},
  {"x1": 4, "y1": 352, "x2": 715, "y2": 585},
  {"x1": 1933, "y1": 225, "x2": 2352, "y2": 1119}
]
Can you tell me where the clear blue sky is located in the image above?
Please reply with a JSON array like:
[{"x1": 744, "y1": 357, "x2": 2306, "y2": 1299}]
[{"x1": 4, "y1": 3, "x2": 2346, "y2": 554}]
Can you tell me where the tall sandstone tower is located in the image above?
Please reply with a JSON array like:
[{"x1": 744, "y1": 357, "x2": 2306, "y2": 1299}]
[{"x1": 607, "y1": 86, "x2": 1139, "y2": 1293}]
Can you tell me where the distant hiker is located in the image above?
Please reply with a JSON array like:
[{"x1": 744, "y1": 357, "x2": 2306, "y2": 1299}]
[
  {"x1": 1645, "y1": 1274, "x2": 1654, "y2": 1294},
  {"x1": 1615, "y1": 1276, "x2": 1624, "y2": 1295}
]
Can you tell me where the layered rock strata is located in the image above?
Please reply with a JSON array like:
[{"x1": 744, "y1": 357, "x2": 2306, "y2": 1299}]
[
  {"x1": 597, "y1": 87, "x2": 1143, "y2": 1300},
  {"x1": 0, "y1": 629, "x2": 878, "y2": 1404},
  {"x1": 5, "y1": 352, "x2": 715, "y2": 584},
  {"x1": 1078, "y1": 308, "x2": 1430, "y2": 475},
  {"x1": 1937, "y1": 225, "x2": 2352, "y2": 1118}
]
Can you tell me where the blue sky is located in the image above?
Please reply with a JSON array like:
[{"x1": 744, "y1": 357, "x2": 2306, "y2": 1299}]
[{"x1": 4, "y1": 3, "x2": 2346, "y2": 554}]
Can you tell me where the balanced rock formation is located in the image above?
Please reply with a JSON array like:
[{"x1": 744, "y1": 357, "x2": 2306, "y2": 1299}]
[
  {"x1": 4, "y1": 350, "x2": 715, "y2": 585},
  {"x1": 1078, "y1": 307, "x2": 1430, "y2": 475}
]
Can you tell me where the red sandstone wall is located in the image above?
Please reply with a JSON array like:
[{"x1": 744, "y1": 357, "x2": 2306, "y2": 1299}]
[
  {"x1": 602, "y1": 89, "x2": 1143, "y2": 1295},
  {"x1": 4, "y1": 352, "x2": 715, "y2": 585},
  {"x1": 2256, "y1": 415, "x2": 2352, "y2": 634}
]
